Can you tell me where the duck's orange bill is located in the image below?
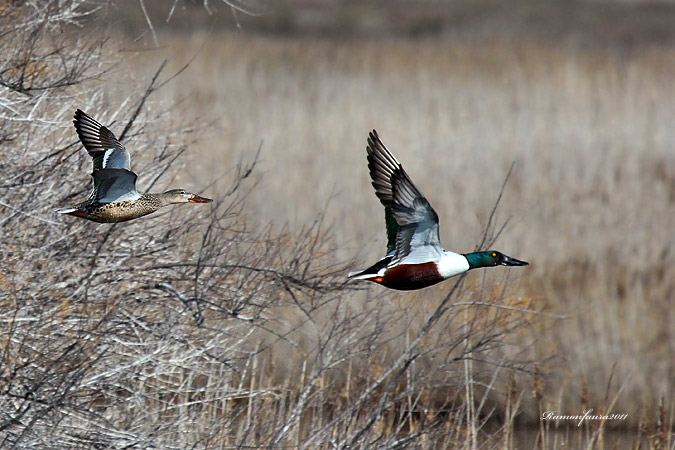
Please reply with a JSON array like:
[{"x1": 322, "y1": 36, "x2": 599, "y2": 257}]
[{"x1": 188, "y1": 195, "x2": 213, "y2": 203}]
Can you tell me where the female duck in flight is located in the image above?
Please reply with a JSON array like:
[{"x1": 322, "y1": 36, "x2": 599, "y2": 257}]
[{"x1": 58, "y1": 109, "x2": 212, "y2": 223}]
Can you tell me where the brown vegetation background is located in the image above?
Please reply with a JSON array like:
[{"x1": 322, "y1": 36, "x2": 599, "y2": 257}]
[{"x1": 1, "y1": 0, "x2": 673, "y2": 448}]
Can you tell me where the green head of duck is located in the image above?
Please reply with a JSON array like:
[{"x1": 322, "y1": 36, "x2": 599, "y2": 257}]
[{"x1": 464, "y1": 251, "x2": 529, "y2": 270}]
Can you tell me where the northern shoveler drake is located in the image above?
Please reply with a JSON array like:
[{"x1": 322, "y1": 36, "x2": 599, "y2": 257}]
[
  {"x1": 348, "y1": 130, "x2": 528, "y2": 291},
  {"x1": 57, "y1": 109, "x2": 212, "y2": 223}
]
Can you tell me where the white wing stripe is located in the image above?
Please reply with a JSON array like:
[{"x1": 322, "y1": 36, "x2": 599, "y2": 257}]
[{"x1": 102, "y1": 148, "x2": 113, "y2": 168}]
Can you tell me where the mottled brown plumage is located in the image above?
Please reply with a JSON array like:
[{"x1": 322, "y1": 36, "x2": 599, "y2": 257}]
[{"x1": 67, "y1": 190, "x2": 212, "y2": 223}]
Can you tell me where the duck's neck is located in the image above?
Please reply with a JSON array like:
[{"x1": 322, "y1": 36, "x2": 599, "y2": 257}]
[
  {"x1": 134, "y1": 192, "x2": 168, "y2": 211},
  {"x1": 144, "y1": 192, "x2": 177, "y2": 207}
]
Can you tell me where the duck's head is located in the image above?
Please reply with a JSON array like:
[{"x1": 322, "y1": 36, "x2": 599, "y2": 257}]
[
  {"x1": 465, "y1": 250, "x2": 529, "y2": 269},
  {"x1": 162, "y1": 189, "x2": 213, "y2": 204}
]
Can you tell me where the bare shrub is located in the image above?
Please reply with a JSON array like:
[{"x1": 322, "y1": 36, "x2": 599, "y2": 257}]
[{"x1": 0, "y1": 2, "x2": 345, "y2": 446}]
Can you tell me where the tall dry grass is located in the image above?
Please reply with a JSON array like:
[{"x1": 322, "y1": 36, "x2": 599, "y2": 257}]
[{"x1": 123, "y1": 30, "x2": 675, "y2": 431}]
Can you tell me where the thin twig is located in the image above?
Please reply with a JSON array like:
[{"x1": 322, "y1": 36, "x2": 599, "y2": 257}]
[
  {"x1": 0, "y1": 200, "x2": 64, "y2": 226},
  {"x1": 451, "y1": 301, "x2": 567, "y2": 319},
  {"x1": 138, "y1": 0, "x2": 159, "y2": 48},
  {"x1": 477, "y1": 161, "x2": 515, "y2": 251},
  {"x1": 119, "y1": 60, "x2": 167, "y2": 142}
]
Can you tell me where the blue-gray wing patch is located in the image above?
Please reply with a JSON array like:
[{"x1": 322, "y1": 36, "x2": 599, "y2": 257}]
[
  {"x1": 100, "y1": 147, "x2": 131, "y2": 170},
  {"x1": 91, "y1": 169, "x2": 139, "y2": 204},
  {"x1": 366, "y1": 130, "x2": 443, "y2": 261},
  {"x1": 74, "y1": 109, "x2": 131, "y2": 172}
]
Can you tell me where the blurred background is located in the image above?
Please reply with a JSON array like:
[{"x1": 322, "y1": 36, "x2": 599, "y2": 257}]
[{"x1": 1, "y1": 0, "x2": 673, "y2": 448}]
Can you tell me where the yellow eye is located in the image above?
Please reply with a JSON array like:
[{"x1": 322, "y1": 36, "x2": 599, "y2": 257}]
[{"x1": 492, "y1": 252, "x2": 497, "y2": 257}]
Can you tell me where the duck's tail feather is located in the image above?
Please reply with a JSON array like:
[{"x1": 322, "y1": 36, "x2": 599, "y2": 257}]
[
  {"x1": 348, "y1": 269, "x2": 373, "y2": 280},
  {"x1": 56, "y1": 207, "x2": 84, "y2": 216},
  {"x1": 347, "y1": 255, "x2": 393, "y2": 280}
]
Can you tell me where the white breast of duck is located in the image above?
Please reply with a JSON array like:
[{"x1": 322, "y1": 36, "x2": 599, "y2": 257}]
[{"x1": 436, "y1": 251, "x2": 471, "y2": 279}]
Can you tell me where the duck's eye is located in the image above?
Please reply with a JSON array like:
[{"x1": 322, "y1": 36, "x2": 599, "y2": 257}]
[{"x1": 492, "y1": 252, "x2": 497, "y2": 258}]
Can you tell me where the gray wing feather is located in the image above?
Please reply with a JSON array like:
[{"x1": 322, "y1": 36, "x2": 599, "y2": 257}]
[
  {"x1": 366, "y1": 130, "x2": 442, "y2": 261},
  {"x1": 91, "y1": 169, "x2": 139, "y2": 204},
  {"x1": 74, "y1": 109, "x2": 131, "y2": 171}
]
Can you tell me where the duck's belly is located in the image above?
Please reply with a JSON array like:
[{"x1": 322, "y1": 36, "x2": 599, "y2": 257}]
[
  {"x1": 85, "y1": 202, "x2": 156, "y2": 223},
  {"x1": 380, "y1": 263, "x2": 445, "y2": 291}
]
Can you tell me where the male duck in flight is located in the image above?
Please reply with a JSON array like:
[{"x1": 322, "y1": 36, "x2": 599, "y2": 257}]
[
  {"x1": 58, "y1": 109, "x2": 212, "y2": 223},
  {"x1": 348, "y1": 130, "x2": 528, "y2": 291}
]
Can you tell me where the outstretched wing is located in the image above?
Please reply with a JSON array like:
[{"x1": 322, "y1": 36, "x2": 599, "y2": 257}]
[
  {"x1": 74, "y1": 109, "x2": 131, "y2": 172},
  {"x1": 91, "y1": 169, "x2": 139, "y2": 204},
  {"x1": 366, "y1": 130, "x2": 442, "y2": 262}
]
